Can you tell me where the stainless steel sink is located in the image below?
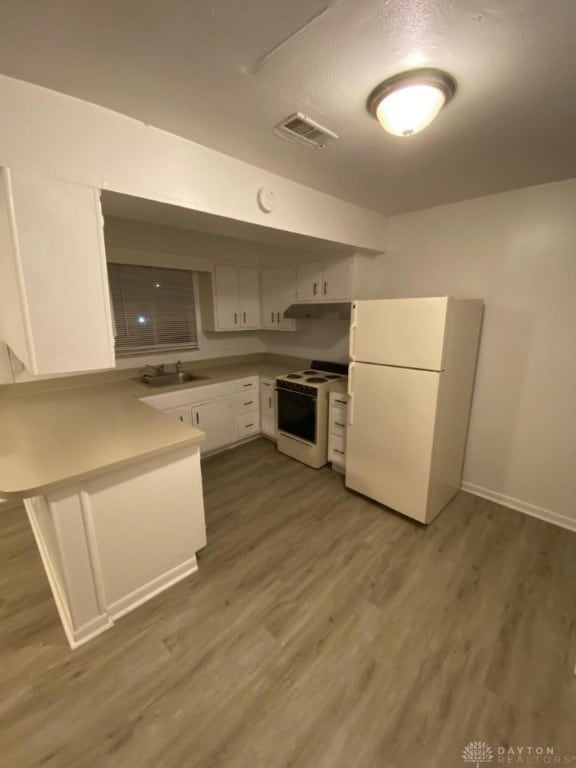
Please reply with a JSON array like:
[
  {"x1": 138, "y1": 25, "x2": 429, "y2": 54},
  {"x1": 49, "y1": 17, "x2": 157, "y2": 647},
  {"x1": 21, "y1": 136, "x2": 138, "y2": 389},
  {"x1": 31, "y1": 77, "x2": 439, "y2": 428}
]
[{"x1": 139, "y1": 372, "x2": 209, "y2": 387}]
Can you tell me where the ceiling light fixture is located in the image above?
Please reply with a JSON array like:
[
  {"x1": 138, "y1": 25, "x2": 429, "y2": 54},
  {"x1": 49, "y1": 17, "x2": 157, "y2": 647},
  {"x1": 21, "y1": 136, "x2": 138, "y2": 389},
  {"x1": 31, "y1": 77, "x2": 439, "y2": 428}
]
[{"x1": 367, "y1": 68, "x2": 456, "y2": 137}]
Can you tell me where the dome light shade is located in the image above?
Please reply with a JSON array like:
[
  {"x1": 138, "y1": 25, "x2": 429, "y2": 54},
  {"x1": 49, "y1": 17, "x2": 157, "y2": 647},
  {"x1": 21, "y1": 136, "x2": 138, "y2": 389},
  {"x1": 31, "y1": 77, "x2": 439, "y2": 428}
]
[{"x1": 368, "y1": 69, "x2": 456, "y2": 137}]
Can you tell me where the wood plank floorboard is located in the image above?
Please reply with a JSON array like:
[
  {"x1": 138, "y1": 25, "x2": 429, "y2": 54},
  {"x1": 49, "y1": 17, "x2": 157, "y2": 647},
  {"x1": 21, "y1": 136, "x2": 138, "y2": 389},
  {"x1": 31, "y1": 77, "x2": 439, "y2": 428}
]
[{"x1": 1, "y1": 438, "x2": 575, "y2": 767}]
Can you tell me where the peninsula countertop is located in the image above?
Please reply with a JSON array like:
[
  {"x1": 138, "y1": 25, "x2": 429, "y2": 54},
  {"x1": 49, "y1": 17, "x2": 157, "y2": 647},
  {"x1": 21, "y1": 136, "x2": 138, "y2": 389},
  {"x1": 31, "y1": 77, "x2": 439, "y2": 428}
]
[{"x1": 0, "y1": 354, "x2": 306, "y2": 500}]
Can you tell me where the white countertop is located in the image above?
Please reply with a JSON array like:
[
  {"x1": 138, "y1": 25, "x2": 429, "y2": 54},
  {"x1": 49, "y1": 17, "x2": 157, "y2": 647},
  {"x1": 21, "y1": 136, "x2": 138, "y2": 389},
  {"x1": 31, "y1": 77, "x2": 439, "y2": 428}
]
[{"x1": 0, "y1": 354, "x2": 306, "y2": 499}]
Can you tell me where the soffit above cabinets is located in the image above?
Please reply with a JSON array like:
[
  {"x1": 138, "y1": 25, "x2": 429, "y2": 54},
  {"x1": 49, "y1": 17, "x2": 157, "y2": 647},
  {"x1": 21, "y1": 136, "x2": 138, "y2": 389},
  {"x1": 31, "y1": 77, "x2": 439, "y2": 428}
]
[{"x1": 0, "y1": 0, "x2": 575, "y2": 215}]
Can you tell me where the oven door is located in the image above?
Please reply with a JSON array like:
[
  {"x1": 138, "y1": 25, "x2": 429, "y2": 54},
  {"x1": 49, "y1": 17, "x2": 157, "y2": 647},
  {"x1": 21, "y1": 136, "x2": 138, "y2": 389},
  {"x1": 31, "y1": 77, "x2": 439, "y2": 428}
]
[{"x1": 277, "y1": 388, "x2": 317, "y2": 444}]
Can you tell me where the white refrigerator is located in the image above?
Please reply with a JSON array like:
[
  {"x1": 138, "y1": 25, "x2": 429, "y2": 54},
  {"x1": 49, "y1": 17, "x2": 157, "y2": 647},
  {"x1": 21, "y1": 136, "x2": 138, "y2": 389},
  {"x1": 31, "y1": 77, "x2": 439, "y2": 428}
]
[{"x1": 346, "y1": 297, "x2": 483, "y2": 524}]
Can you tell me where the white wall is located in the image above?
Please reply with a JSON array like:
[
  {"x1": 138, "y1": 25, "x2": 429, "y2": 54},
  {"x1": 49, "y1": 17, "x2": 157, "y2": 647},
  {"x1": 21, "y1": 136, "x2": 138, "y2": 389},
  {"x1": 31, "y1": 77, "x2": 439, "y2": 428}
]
[
  {"x1": 263, "y1": 178, "x2": 576, "y2": 528},
  {"x1": 105, "y1": 218, "x2": 267, "y2": 371},
  {"x1": 260, "y1": 321, "x2": 350, "y2": 363},
  {"x1": 352, "y1": 178, "x2": 576, "y2": 529},
  {"x1": 0, "y1": 75, "x2": 387, "y2": 253}
]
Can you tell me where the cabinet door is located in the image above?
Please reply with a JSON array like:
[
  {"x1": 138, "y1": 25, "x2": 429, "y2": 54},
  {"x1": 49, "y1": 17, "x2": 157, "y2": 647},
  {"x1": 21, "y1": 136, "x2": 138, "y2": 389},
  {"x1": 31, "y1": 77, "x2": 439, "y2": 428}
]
[
  {"x1": 321, "y1": 259, "x2": 351, "y2": 300},
  {"x1": 164, "y1": 406, "x2": 193, "y2": 425},
  {"x1": 239, "y1": 268, "x2": 261, "y2": 328},
  {"x1": 260, "y1": 379, "x2": 276, "y2": 437},
  {"x1": 260, "y1": 269, "x2": 278, "y2": 329},
  {"x1": 0, "y1": 169, "x2": 115, "y2": 375},
  {"x1": 214, "y1": 265, "x2": 240, "y2": 330},
  {"x1": 193, "y1": 398, "x2": 235, "y2": 455},
  {"x1": 296, "y1": 262, "x2": 322, "y2": 301},
  {"x1": 276, "y1": 267, "x2": 298, "y2": 331}
]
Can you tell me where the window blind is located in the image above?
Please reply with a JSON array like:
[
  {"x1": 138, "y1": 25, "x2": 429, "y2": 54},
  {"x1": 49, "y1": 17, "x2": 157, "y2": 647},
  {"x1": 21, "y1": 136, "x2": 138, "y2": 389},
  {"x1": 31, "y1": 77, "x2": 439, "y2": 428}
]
[{"x1": 108, "y1": 263, "x2": 199, "y2": 357}]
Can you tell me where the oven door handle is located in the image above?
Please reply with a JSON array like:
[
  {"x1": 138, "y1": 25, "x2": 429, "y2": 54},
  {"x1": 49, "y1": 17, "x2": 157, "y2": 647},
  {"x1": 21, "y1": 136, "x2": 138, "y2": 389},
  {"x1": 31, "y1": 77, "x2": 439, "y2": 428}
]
[{"x1": 275, "y1": 388, "x2": 317, "y2": 400}]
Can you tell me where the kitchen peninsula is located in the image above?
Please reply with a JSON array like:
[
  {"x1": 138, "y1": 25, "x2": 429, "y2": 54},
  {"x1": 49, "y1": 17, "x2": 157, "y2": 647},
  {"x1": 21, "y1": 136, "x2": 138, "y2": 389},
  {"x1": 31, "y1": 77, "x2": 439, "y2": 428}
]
[{"x1": 0, "y1": 353, "x2": 304, "y2": 648}]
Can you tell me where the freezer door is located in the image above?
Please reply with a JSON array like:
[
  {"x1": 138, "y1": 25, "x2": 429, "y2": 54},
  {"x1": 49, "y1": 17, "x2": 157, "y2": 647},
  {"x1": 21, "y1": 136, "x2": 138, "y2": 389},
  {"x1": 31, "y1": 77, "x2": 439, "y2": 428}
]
[
  {"x1": 345, "y1": 363, "x2": 440, "y2": 523},
  {"x1": 349, "y1": 297, "x2": 449, "y2": 370}
]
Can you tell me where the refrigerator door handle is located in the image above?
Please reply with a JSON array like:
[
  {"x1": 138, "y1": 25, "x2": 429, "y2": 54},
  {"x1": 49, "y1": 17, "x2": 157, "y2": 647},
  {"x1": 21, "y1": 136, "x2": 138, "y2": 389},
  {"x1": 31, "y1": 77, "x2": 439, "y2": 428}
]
[
  {"x1": 349, "y1": 302, "x2": 357, "y2": 360},
  {"x1": 347, "y1": 362, "x2": 355, "y2": 425}
]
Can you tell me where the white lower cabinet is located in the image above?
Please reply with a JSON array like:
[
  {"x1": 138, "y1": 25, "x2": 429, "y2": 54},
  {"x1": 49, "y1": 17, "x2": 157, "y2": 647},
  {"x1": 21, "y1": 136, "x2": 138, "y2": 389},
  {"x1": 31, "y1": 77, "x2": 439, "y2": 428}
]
[
  {"x1": 237, "y1": 411, "x2": 260, "y2": 440},
  {"x1": 328, "y1": 392, "x2": 348, "y2": 471},
  {"x1": 193, "y1": 399, "x2": 235, "y2": 454},
  {"x1": 165, "y1": 405, "x2": 193, "y2": 425},
  {"x1": 260, "y1": 378, "x2": 276, "y2": 438},
  {"x1": 142, "y1": 376, "x2": 263, "y2": 457},
  {"x1": 235, "y1": 376, "x2": 260, "y2": 441}
]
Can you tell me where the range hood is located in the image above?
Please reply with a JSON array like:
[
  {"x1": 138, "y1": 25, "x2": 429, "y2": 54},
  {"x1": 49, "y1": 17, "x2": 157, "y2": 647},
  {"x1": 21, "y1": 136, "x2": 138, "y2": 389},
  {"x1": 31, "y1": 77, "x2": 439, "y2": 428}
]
[{"x1": 284, "y1": 302, "x2": 351, "y2": 320}]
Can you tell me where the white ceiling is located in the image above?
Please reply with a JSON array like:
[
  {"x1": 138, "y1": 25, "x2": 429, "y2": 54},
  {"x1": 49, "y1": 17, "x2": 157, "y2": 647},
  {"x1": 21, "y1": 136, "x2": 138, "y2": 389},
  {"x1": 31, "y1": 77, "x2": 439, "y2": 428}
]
[{"x1": 0, "y1": 0, "x2": 575, "y2": 215}]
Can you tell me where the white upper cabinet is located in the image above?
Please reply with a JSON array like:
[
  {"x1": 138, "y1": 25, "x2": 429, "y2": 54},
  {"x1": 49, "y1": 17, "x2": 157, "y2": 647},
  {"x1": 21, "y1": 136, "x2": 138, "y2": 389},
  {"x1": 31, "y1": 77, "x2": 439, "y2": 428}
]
[
  {"x1": 295, "y1": 262, "x2": 322, "y2": 301},
  {"x1": 0, "y1": 168, "x2": 115, "y2": 375},
  {"x1": 321, "y1": 259, "x2": 352, "y2": 300},
  {"x1": 296, "y1": 258, "x2": 352, "y2": 302},
  {"x1": 238, "y1": 268, "x2": 261, "y2": 329},
  {"x1": 213, "y1": 264, "x2": 239, "y2": 330},
  {"x1": 199, "y1": 265, "x2": 261, "y2": 331},
  {"x1": 261, "y1": 267, "x2": 297, "y2": 331}
]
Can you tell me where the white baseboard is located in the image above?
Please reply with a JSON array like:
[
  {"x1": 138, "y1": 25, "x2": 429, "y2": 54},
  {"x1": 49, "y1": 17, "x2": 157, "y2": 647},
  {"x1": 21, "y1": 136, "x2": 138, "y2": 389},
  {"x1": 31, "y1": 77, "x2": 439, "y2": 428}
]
[
  {"x1": 107, "y1": 557, "x2": 199, "y2": 621},
  {"x1": 461, "y1": 481, "x2": 576, "y2": 533}
]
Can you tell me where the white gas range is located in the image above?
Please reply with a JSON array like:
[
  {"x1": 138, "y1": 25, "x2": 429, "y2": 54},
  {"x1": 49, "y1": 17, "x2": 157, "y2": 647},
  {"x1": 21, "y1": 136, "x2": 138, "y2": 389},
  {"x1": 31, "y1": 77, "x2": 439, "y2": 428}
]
[{"x1": 276, "y1": 361, "x2": 348, "y2": 468}]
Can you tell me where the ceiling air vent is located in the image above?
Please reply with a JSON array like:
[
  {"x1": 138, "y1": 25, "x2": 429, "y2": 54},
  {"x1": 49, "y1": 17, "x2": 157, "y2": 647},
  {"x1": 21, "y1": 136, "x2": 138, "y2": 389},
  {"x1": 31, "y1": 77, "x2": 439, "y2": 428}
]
[{"x1": 275, "y1": 112, "x2": 338, "y2": 149}]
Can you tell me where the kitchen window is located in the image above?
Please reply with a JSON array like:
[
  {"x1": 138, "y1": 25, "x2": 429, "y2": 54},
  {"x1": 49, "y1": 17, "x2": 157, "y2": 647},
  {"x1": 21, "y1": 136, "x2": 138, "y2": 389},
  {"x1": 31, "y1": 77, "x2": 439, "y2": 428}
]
[{"x1": 108, "y1": 263, "x2": 199, "y2": 357}]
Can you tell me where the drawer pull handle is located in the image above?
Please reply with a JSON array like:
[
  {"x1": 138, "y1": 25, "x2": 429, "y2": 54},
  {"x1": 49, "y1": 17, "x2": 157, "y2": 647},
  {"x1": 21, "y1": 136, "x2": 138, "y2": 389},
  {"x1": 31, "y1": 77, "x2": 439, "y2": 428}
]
[
  {"x1": 243, "y1": 383, "x2": 252, "y2": 388},
  {"x1": 334, "y1": 399, "x2": 347, "y2": 405},
  {"x1": 244, "y1": 401, "x2": 253, "y2": 406},
  {"x1": 243, "y1": 312, "x2": 246, "y2": 323},
  {"x1": 335, "y1": 421, "x2": 346, "y2": 428},
  {"x1": 245, "y1": 423, "x2": 254, "y2": 428},
  {"x1": 334, "y1": 449, "x2": 344, "y2": 455},
  {"x1": 234, "y1": 312, "x2": 238, "y2": 325},
  {"x1": 196, "y1": 412, "x2": 199, "y2": 425}
]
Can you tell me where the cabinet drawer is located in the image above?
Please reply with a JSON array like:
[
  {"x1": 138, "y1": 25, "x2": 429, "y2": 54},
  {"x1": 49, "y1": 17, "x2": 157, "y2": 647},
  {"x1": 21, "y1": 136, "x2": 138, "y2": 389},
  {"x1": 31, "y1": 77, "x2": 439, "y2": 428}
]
[
  {"x1": 237, "y1": 412, "x2": 260, "y2": 439},
  {"x1": 330, "y1": 406, "x2": 348, "y2": 436},
  {"x1": 329, "y1": 433, "x2": 346, "y2": 464},
  {"x1": 236, "y1": 391, "x2": 258, "y2": 414},
  {"x1": 236, "y1": 376, "x2": 259, "y2": 393}
]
